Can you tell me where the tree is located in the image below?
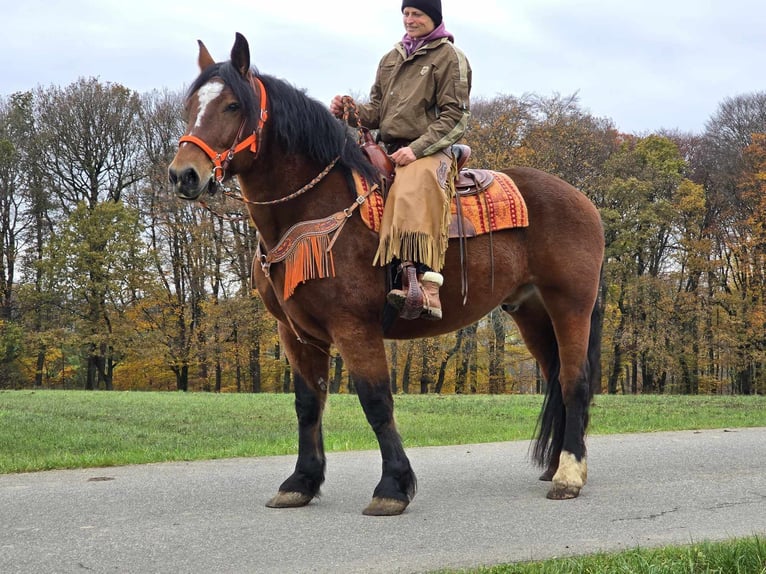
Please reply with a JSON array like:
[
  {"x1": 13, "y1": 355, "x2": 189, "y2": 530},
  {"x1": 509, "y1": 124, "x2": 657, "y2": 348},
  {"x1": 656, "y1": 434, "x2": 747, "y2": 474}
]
[
  {"x1": 600, "y1": 135, "x2": 701, "y2": 393},
  {"x1": 25, "y1": 79, "x2": 147, "y2": 389},
  {"x1": 521, "y1": 93, "x2": 620, "y2": 196},
  {"x1": 41, "y1": 200, "x2": 150, "y2": 389},
  {"x1": 35, "y1": 78, "x2": 143, "y2": 210},
  {"x1": 487, "y1": 307, "x2": 507, "y2": 394}
]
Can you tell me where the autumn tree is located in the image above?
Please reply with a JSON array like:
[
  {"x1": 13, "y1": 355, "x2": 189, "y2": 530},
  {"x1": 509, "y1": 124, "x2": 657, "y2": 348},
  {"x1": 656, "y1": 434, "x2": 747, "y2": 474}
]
[
  {"x1": 27, "y1": 79, "x2": 146, "y2": 388},
  {"x1": 38, "y1": 200, "x2": 149, "y2": 388}
]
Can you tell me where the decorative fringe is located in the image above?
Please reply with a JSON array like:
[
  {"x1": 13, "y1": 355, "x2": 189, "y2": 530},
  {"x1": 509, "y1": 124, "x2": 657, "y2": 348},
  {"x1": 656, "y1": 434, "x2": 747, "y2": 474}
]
[
  {"x1": 372, "y1": 154, "x2": 457, "y2": 272},
  {"x1": 283, "y1": 234, "x2": 336, "y2": 299},
  {"x1": 374, "y1": 229, "x2": 443, "y2": 271}
]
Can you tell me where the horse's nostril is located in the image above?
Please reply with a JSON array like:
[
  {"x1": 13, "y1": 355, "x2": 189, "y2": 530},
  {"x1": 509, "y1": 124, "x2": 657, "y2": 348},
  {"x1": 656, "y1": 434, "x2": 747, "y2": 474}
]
[
  {"x1": 181, "y1": 168, "x2": 199, "y2": 188},
  {"x1": 168, "y1": 168, "x2": 179, "y2": 185}
]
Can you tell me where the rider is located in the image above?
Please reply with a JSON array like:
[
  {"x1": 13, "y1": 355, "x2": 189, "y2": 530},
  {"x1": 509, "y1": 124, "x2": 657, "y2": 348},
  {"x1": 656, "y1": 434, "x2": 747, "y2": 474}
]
[{"x1": 331, "y1": 0, "x2": 472, "y2": 320}]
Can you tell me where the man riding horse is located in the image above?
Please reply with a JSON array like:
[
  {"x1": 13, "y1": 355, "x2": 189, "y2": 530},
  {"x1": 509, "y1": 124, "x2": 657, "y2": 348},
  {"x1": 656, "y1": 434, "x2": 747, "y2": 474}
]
[{"x1": 331, "y1": 0, "x2": 472, "y2": 321}]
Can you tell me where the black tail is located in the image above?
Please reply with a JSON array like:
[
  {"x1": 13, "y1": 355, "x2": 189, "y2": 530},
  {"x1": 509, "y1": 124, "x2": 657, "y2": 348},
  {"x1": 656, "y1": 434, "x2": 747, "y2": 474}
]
[
  {"x1": 586, "y1": 282, "x2": 603, "y2": 396},
  {"x1": 532, "y1": 275, "x2": 603, "y2": 468},
  {"x1": 532, "y1": 341, "x2": 564, "y2": 467}
]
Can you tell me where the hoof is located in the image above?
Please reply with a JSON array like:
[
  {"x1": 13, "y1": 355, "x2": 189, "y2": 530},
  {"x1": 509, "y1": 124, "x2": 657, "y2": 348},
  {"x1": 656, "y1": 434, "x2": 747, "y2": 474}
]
[
  {"x1": 546, "y1": 483, "x2": 581, "y2": 500},
  {"x1": 265, "y1": 491, "x2": 313, "y2": 508},
  {"x1": 538, "y1": 468, "x2": 555, "y2": 482},
  {"x1": 362, "y1": 497, "x2": 409, "y2": 516},
  {"x1": 546, "y1": 451, "x2": 586, "y2": 499}
]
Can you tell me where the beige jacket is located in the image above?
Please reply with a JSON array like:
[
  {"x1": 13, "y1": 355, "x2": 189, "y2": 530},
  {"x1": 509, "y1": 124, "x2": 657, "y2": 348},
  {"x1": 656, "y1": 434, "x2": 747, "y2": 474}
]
[{"x1": 357, "y1": 37, "x2": 472, "y2": 159}]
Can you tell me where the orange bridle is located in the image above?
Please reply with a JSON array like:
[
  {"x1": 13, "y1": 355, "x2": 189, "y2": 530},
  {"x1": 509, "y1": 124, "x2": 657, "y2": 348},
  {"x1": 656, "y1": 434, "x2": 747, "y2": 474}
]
[{"x1": 178, "y1": 72, "x2": 269, "y2": 183}]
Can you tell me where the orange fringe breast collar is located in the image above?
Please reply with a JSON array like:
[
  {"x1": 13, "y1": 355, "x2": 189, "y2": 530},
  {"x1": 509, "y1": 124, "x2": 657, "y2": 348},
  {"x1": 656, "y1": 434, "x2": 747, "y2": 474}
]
[{"x1": 254, "y1": 181, "x2": 375, "y2": 300}]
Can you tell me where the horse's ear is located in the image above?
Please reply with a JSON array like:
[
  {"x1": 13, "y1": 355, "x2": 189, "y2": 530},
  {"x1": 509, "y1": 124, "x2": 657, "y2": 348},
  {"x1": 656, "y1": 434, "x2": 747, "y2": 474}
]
[
  {"x1": 231, "y1": 32, "x2": 251, "y2": 78},
  {"x1": 197, "y1": 40, "x2": 215, "y2": 71}
]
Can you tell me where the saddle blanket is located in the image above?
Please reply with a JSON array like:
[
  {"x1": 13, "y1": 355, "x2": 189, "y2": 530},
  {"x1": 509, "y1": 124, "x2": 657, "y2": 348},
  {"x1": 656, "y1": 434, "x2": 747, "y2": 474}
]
[{"x1": 353, "y1": 170, "x2": 528, "y2": 237}]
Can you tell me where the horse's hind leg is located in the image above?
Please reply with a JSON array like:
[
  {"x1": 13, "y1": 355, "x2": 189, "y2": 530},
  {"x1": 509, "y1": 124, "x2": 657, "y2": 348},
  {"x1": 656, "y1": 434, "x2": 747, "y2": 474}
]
[
  {"x1": 266, "y1": 322, "x2": 329, "y2": 509},
  {"x1": 537, "y1": 288, "x2": 598, "y2": 500},
  {"x1": 504, "y1": 294, "x2": 564, "y2": 482},
  {"x1": 334, "y1": 329, "x2": 416, "y2": 516}
]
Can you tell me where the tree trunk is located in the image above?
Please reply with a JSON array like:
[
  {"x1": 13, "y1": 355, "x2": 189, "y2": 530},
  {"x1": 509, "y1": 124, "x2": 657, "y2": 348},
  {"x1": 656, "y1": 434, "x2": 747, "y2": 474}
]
[
  {"x1": 488, "y1": 308, "x2": 506, "y2": 394},
  {"x1": 250, "y1": 340, "x2": 261, "y2": 393},
  {"x1": 419, "y1": 340, "x2": 433, "y2": 394},
  {"x1": 176, "y1": 364, "x2": 189, "y2": 392},
  {"x1": 330, "y1": 353, "x2": 344, "y2": 393},
  {"x1": 455, "y1": 324, "x2": 478, "y2": 394},
  {"x1": 282, "y1": 360, "x2": 291, "y2": 393},
  {"x1": 215, "y1": 360, "x2": 222, "y2": 392},
  {"x1": 631, "y1": 355, "x2": 638, "y2": 394},
  {"x1": 85, "y1": 348, "x2": 98, "y2": 390},
  {"x1": 389, "y1": 341, "x2": 398, "y2": 394},
  {"x1": 103, "y1": 352, "x2": 114, "y2": 391},
  {"x1": 435, "y1": 329, "x2": 464, "y2": 394},
  {"x1": 34, "y1": 348, "x2": 45, "y2": 388},
  {"x1": 401, "y1": 344, "x2": 413, "y2": 394}
]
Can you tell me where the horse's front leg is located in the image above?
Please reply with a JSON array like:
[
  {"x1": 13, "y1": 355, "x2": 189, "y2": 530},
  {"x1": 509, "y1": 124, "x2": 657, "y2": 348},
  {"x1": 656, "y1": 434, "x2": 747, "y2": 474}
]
[
  {"x1": 336, "y1": 332, "x2": 417, "y2": 516},
  {"x1": 266, "y1": 322, "x2": 329, "y2": 509}
]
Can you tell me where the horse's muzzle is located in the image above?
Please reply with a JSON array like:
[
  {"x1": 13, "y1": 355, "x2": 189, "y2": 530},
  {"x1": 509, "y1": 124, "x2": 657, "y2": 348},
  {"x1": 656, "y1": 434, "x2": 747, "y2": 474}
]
[{"x1": 168, "y1": 165, "x2": 211, "y2": 200}]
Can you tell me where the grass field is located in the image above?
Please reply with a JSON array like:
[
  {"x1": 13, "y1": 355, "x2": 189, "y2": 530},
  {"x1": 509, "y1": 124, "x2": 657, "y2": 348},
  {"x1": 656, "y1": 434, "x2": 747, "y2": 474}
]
[
  {"x1": 2, "y1": 390, "x2": 765, "y2": 573},
  {"x1": 1, "y1": 390, "x2": 764, "y2": 474},
  {"x1": 444, "y1": 536, "x2": 766, "y2": 573}
]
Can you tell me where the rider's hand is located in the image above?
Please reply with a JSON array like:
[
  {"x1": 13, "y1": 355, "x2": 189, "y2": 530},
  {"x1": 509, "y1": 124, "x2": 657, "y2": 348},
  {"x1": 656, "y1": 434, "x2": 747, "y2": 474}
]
[
  {"x1": 330, "y1": 95, "x2": 345, "y2": 118},
  {"x1": 391, "y1": 147, "x2": 417, "y2": 166}
]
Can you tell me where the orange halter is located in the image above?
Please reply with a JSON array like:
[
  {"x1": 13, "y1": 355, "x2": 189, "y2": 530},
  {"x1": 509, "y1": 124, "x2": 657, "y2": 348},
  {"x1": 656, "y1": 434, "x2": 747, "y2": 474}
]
[{"x1": 178, "y1": 72, "x2": 269, "y2": 183}]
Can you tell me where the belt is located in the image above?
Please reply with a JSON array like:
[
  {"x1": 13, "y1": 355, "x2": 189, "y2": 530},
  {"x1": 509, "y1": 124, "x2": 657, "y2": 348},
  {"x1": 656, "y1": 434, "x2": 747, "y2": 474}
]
[{"x1": 383, "y1": 140, "x2": 411, "y2": 154}]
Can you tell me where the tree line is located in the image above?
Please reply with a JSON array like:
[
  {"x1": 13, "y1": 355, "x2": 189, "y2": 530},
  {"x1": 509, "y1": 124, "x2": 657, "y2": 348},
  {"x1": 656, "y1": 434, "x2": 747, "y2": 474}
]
[{"x1": 1, "y1": 78, "x2": 765, "y2": 394}]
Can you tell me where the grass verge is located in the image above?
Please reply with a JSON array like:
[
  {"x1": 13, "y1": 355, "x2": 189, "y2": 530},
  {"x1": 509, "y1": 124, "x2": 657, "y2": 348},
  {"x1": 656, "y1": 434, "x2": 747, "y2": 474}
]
[
  {"x1": 0, "y1": 391, "x2": 764, "y2": 474},
  {"x1": 441, "y1": 536, "x2": 766, "y2": 573}
]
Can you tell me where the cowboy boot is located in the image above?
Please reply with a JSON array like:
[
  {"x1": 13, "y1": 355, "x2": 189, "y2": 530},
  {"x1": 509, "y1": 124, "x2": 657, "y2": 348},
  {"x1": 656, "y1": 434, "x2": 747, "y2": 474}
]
[
  {"x1": 419, "y1": 271, "x2": 444, "y2": 320},
  {"x1": 387, "y1": 262, "x2": 424, "y2": 320}
]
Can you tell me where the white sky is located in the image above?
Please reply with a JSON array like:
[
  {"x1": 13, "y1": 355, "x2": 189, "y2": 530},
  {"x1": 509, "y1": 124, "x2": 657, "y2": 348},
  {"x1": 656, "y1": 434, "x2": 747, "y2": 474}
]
[{"x1": 2, "y1": 0, "x2": 765, "y2": 134}]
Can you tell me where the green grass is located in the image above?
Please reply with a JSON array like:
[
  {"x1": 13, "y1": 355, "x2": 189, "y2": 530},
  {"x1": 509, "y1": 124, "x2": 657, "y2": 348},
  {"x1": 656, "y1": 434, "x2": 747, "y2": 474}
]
[
  {"x1": 442, "y1": 536, "x2": 766, "y2": 573},
  {"x1": 0, "y1": 391, "x2": 764, "y2": 474}
]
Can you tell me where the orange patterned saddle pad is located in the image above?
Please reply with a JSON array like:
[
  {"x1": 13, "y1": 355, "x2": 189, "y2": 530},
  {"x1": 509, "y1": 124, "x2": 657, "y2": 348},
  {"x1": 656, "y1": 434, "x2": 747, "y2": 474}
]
[{"x1": 353, "y1": 170, "x2": 528, "y2": 237}]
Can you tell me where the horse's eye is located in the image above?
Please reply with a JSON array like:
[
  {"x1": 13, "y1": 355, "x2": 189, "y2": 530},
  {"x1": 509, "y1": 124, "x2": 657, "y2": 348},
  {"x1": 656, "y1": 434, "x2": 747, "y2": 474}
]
[{"x1": 226, "y1": 102, "x2": 240, "y2": 112}]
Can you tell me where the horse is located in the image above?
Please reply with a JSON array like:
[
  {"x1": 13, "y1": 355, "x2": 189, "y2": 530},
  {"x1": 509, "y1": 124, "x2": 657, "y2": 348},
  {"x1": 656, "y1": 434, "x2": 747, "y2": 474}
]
[{"x1": 168, "y1": 33, "x2": 605, "y2": 516}]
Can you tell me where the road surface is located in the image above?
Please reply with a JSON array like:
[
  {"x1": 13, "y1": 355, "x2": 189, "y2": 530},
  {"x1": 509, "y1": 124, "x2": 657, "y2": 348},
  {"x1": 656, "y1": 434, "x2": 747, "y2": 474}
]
[{"x1": 2, "y1": 427, "x2": 765, "y2": 573}]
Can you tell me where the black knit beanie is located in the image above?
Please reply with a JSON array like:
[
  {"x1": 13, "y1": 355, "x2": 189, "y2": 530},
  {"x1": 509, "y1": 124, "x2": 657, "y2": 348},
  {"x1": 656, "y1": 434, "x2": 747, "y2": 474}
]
[{"x1": 401, "y1": 0, "x2": 442, "y2": 27}]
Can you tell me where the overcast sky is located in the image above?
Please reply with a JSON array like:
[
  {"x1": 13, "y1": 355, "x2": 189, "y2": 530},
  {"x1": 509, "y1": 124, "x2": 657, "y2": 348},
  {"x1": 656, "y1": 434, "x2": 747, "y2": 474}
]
[{"x1": 2, "y1": 0, "x2": 764, "y2": 134}]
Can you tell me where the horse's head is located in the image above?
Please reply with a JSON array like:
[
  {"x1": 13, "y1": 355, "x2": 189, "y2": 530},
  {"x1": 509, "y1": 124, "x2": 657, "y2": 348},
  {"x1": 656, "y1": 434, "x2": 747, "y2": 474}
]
[{"x1": 168, "y1": 33, "x2": 268, "y2": 200}]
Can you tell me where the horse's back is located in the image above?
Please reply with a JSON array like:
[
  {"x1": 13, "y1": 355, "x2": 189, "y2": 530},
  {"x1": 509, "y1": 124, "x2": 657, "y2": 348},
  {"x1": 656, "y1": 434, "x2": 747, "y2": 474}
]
[{"x1": 503, "y1": 166, "x2": 604, "y2": 273}]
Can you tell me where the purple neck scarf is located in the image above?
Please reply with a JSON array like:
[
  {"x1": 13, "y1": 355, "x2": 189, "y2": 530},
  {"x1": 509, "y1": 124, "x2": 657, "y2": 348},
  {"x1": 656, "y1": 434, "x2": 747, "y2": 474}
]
[{"x1": 401, "y1": 22, "x2": 454, "y2": 57}]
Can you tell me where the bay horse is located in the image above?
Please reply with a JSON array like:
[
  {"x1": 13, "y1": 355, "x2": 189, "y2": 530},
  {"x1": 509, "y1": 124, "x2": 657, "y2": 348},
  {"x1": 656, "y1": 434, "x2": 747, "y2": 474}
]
[{"x1": 168, "y1": 33, "x2": 604, "y2": 516}]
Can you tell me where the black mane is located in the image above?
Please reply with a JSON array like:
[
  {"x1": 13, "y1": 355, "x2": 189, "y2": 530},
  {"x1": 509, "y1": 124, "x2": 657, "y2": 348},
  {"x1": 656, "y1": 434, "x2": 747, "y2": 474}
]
[{"x1": 187, "y1": 63, "x2": 378, "y2": 183}]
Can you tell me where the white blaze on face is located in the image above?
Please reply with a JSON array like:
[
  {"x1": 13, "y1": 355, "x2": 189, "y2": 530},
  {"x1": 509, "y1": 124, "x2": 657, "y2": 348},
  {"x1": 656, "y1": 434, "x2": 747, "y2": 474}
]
[{"x1": 193, "y1": 81, "x2": 225, "y2": 129}]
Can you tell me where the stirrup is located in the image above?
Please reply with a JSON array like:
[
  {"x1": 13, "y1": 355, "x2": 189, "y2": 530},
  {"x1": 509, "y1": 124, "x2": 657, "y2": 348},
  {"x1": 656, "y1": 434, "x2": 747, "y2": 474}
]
[{"x1": 386, "y1": 264, "x2": 424, "y2": 320}]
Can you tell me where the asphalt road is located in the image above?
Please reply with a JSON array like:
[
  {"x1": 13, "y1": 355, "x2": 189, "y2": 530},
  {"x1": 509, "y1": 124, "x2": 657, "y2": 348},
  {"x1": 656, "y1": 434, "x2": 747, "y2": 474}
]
[{"x1": 2, "y1": 427, "x2": 765, "y2": 573}]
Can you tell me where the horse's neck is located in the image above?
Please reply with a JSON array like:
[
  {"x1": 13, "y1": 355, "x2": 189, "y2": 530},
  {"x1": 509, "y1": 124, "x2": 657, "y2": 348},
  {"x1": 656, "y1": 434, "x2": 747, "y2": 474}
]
[{"x1": 239, "y1": 164, "x2": 353, "y2": 248}]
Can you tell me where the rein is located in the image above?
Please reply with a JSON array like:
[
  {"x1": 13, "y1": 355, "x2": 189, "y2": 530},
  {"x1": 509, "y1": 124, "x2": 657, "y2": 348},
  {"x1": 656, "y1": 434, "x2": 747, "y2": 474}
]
[
  {"x1": 197, "y1": 155, "x2": 340, "y2": 224},
  {"x1": 222, "y1": 156, "x2": 340, "y2": 206}
]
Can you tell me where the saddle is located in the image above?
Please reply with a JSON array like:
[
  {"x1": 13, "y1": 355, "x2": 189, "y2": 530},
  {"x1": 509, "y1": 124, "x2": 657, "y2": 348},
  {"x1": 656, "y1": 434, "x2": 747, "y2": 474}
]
[{"x1": 359, "y1": 130, "x2": 495, "y2": 196}]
